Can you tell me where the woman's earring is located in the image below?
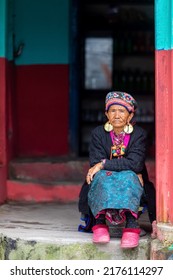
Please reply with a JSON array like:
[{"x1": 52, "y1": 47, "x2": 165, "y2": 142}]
[
  {"x1": 104, "y1": 121, "x2": 113, "y2": 132},
  {"x1": 124, "y1": 123, "x2": 133, "y2": 134}
]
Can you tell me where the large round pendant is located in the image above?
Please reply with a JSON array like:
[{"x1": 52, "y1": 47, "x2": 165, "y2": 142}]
[
  {"x1": 104, "y1": 122, "x2": 113, "y2": 132},
  {"x1": 124, "y1": 124, "x2": 133, "y2": 134}
]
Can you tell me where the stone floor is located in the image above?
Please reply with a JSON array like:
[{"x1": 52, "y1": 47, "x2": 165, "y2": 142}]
[
  {"x1": 0, "y1": 202, "x2": 152, "y2": 240},
  {"x1": 0, "y1": 202, "x2": 152, "y2": 260}
]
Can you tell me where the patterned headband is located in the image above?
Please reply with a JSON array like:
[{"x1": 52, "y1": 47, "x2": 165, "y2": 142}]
[{"x1": 105, "y1": 91, "x2": 137, "y2": 113}]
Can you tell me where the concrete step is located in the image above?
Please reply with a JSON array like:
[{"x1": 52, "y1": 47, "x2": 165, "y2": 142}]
[
  {"x1": 7, "y1": 179, "x2": 81, "y2": 203},
  {"x1": 9, "y1": 158, "x2": 89, "y2": 182},
  {"x1": 9, "y1": 158, "x2": 155, "y2": 184},
  {"x1": 0, "y1": 202, "x2": 152, "y2": 260},
  {"x1": 8, "y1": 158, "x2": 88, "y2": 202},
  {"x1": 7, "y1": 158, "x2": 155, "y2": 203}
]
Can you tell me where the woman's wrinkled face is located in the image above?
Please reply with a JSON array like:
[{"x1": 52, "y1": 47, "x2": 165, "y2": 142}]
[{"x1": 105, "y1": 104, "x2": 134, "y2": 129}]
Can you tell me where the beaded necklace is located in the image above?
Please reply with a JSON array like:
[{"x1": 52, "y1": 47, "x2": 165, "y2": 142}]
[{"x1": 110, "y1": 131, "x2": 126, "y2": 159}]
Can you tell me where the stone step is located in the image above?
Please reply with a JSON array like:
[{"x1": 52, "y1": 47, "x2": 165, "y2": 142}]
[
  {"x1": 9, "y1": 158, "x2": 155, "y2": 185},
  {"x1": 0, "y1": 202, "x2": 152, "y2": 260},
  {"x1": 8, "y1": 159, "x2": 86, "y2": 202},
  {"x1": 9, "y1": 158, "x2": 89, "y2": 183},
  {"x1": 7, "y1": 179, "x2": 82, "y2": 203},
  {"x1": 7, "y1": 158, "x2": 155, "y2": 203}
]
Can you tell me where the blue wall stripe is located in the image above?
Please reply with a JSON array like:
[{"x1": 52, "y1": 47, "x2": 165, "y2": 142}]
[
  {"x1": 14, "y1": 0, "x2": 70, "y2": 65},
  {"x1": 0, "y1": 0, "x2": 7, "y2": 57},
  {"x1": 155, "y1": 0, "x2": 173, "y2": 50}
]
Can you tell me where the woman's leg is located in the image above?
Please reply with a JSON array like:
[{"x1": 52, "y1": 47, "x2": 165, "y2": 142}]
[
  {"x1": 121, "y1": 211, "x2": 140, "y2": 249},
  {"x1": 95, "y1": 214, "x2": 106, "y2": 225},
  {"x1": 125, "y1": 211, "x2": 139, "y2": 228}
]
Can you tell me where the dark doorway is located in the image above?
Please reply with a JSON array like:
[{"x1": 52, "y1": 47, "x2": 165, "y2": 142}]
[{"x1": 77, "y1": 0, "x2": 155, "y2": 158}]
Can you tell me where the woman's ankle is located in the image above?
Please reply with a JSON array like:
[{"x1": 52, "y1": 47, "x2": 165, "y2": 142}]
[
  {"x1": 123, "y1": 228, "x2": 141, "y2": 234},
  {"x1": 125, "y1": 212, "x2": 139, "y2": 228}
]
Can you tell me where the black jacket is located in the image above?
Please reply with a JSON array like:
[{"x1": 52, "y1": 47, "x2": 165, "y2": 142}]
[{"x1": 89, "y1": 124, "x2": 147, "y2": 173}]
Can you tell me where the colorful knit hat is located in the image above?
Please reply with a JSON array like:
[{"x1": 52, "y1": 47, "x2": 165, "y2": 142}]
[{"x1": 105, "y1": 91, "x2": 137, "y2": 113}]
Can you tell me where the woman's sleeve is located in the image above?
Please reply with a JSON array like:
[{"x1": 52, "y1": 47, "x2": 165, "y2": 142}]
[
  {"x1": 104, "y1": 129, "x2": 147, "y2": 173},
  {"x1": 89, "y1": 127, "x2": 108, "y2": 166}
]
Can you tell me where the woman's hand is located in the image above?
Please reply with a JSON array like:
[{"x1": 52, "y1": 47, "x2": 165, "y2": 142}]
[
  {"x1": 137, "y1": 173, "x2": 144, "y2": 186},
  {"x1": 86, "y1": 162, "x2": 103, "y2": 184}
]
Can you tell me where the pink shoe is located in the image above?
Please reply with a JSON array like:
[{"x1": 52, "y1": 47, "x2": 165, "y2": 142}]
[
  {"x1": 121, "y1": 228, "x2": 140, "y2": 249},
  {"x1": 92, "y1": 224, "x2": 110, "y2": 243}
]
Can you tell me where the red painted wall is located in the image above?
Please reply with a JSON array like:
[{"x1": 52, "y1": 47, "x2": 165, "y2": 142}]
[
  {"x1": 14, "y1": 64, "x2": 69, "y2": 157},
  {"x1": 155, "y1": 50, "x2": 173, "y2": 223},
  {"x1": 0, "y1": 58, "x2": 7, "y2": 202}
]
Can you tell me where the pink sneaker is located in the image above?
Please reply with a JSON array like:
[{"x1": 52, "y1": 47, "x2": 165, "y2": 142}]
[
  {"x1": 92, "y1": 224, "x2": 110, "y2": 243},
  {"x1": 121, "y1": 228, "x2": 140, "y2": 249}
]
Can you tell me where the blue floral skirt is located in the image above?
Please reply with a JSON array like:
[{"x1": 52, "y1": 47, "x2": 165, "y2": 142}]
[{"x1": 88, "y1": 170, "x2": 143, "y2": 224}]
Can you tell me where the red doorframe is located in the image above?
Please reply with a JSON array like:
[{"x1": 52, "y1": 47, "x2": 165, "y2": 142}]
[{"x1": 0, "y1": 58, "x2": 7, "y2": 203}]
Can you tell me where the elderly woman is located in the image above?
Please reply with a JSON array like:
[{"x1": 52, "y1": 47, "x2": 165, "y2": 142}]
[{"x1": 85, "y1": 91, "x2": 148, "y2": 248}]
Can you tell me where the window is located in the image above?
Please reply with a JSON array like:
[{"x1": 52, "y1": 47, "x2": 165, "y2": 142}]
[{"x1": 85, "y1": 37, "x2": 113, "y2": 89}]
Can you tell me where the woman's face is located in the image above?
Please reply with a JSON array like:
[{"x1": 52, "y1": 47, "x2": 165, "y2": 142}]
[{"x1": 105, "y1": 104, "x2": 134, "y2": 130}]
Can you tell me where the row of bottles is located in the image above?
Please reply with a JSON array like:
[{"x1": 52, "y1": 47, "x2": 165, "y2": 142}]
[
  {"x1": 110, "y1": 2, "x2": 153, "y2": 27},
  {"x1": 82, "y1": 109, "x2": 106, "y2": 123},
  {"x1": 120, "y1": 0, "x2": 152, "y2": 2},
  {"x1": 114, "y1": 69, "x2": 154, "y2": 93},
  {"x1": 114, "y1": 31, "x2": 154, "y2": 55},
  {"x1": 135, "y1": 107, "x2": 154, "y2": 123},
  {"x1": 81, "y1": 108, "x2": 154, "y2": 155},
  {"x1": 82, "y1": 106, "x2": 154, "y2": 124}
]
